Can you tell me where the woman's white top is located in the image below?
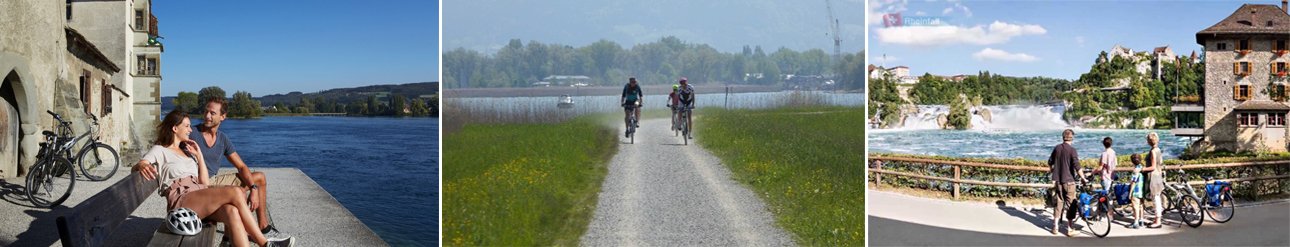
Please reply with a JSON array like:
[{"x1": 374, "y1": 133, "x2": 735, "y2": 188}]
[{"x1": 140, "y1": 145, "x2": 200, "y2": 196}]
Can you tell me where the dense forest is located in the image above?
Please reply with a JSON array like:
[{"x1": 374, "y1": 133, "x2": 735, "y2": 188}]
[{"x1": 443, "y1": 37, "x2": 864, "y2": 91}]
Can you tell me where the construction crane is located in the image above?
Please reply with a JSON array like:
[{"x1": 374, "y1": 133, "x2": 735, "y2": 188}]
[{"x1": 825, "y1": 0, "x2": 842, "y2": 64}]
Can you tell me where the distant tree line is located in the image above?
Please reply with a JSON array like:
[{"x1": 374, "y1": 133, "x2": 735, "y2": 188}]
[
  {"x1": 173, "y1": 86, "x2": 266, "y2": 119},
  {"x1": 173, "y1": 86, "x2": 437, "y2": 118},
  {"x1": 908, "y1": 71, "x2": 1070, "y2": 105},
  {"x1": 444, "y1": 37, "x2": 860, "y2": 89}
]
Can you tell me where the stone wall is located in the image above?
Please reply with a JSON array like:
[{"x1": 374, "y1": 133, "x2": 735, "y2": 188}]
[
  {"x1": 0, "y1": 0, "x2": 67, "y2": 178},
  {"x1": 69, "y1": 0, "x2": 136, "y2": 151}
]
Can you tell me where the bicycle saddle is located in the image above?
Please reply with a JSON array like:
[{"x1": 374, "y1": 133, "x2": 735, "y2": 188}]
[
  {"x1": 41, "y1": 130, "x2": 56, "y2": 137},
  {"x1": 1203, "y1": 176, "x2": 1215, "y2": 181}
]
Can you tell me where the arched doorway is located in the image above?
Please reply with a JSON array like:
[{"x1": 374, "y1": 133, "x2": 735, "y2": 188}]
[
  {"x1": 1, "y1": 71, "x2": 21, "y2": 178},
  {"x1": 0, "y1": 52, "x2": 37, "y2": 179}
]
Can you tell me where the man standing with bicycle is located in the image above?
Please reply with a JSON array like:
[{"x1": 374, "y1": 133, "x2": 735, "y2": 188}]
[
  {"x1": 1047, "y1": 129, "x2": 1082, "y2": 237},
  {"x1": 135, "y1": 98, "x2": 288, "y2": 240},
  {"x1": 677, "y1": 78, "x2": 695, "y2": 139},
  {"x1": 621, "y1": 77, "x2": 644, "y2": 137}
]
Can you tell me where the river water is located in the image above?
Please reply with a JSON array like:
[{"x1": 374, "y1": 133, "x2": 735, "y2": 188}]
[
  {"x1": 871, "y1": 104, "x2": 1193, "y2": 160},
  {"x1": 211, "y1": 116, "x2": 438, "y2": 246}
]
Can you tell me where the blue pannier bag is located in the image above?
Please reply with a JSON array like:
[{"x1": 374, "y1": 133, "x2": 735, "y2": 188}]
[
  {"x1": 1113, "y1": 183, "x2": 1131, "y2": 205},
  {"x1": 1078, "y1": 193, "x2": 1094, "y2": 217},
  {"x1": 1205, "y1": 181, "x2": 1231, "y2": 207}
]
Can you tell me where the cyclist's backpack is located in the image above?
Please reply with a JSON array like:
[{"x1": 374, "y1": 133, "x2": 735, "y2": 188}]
[
  {"x1": 1205, "y1": 181, "x2": 1231, "y2": 207},
  {"x1": 1113, "y1": 183, "x2": 1131, "y2": 205}
]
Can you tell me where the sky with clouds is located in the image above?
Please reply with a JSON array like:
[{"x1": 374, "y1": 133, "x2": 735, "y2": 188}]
[{"x1": 866, "y1": 0, "x2": 1271, "y2": 80}]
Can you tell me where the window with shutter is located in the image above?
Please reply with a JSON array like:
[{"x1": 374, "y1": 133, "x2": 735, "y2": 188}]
[
  {"x1": 81, "y1": 70, "x2": 91, "y2": 114},
  {"x1": 1233, "y1": 85, "x2": 1239, "y2": 100},
  {"x1": 101, "y1": 81, "x2": 111, "y2": 116}
]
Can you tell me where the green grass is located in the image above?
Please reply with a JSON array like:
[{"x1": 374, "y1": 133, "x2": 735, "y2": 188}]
[
  {"x1": 697, "y1": 106, "x2": 865, "y2": 245},
  {"x1": 442, "y1": 115, "x2": 617, "y2": 246}
]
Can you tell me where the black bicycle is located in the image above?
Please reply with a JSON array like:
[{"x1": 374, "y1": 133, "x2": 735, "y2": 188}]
[
  {"x1": 1071, "y1": 170, "x2": 1113, "y2": 238},
  {"x1": 677, "y1": 104, "x2": 693, "y2": 145},
  {"x1": 623, "y1": 101, "x2": 639, "y2": 144},
  {"x1": 1161, "y1": 169, "x2": 1205, "y2": 228},
  {"x1": 24, "y1": 111, "x2": 120, "y2": 208}
]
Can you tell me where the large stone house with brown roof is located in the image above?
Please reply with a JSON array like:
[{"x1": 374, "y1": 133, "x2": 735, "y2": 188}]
[{"x1": 1174, "y1": 2, "x2": 1290, "y2": 153}]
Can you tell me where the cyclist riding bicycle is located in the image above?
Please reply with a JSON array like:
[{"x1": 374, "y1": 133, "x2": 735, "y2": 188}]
[
  {"x1": 668, "y1": 84, "x2": 681, "y2": 131},
  {"x1": 621, "y1": 77, "x2": 644, "y2": 132},
  {"x1": 677, "y1": 78, "x2": 696, "y2": 139}
]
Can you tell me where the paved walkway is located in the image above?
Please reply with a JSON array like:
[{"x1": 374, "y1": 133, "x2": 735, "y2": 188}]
[
  {"x1": 0, "y1": 168, "x2": 385, "y2": 246},
  {"x1": 869, "y1": 189, "x2": 1290, "y2": 246}
]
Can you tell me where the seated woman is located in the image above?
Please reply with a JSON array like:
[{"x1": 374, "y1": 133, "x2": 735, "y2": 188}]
[{"x1": 134, "y1": 109, "x2": 293, "y2": 247}]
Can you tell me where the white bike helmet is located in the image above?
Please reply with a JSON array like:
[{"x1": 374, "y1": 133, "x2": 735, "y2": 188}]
[{"x1": 166, "y1": 207, "x2": 202, "y2": 236}]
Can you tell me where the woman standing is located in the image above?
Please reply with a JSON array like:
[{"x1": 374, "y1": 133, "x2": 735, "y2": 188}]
[{"x1": 1146, "y1": 132, "x2": 1165, "y2": 228}]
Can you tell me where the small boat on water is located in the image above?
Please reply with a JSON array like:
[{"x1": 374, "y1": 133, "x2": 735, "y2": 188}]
[{"x1": 558, "y1": 94, "x2": 575, "y2": 109}]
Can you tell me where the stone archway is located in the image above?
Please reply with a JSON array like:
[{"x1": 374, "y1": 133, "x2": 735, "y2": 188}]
[
  {"x1": 1, "y1": 70, "x2": 15, "y2": 177},
  {"x1": 0, "y1": 71, "x2": 19, "y2": 178},
  {"x1": 0, "y1": 53, "x2": 39, "y2": 179}
]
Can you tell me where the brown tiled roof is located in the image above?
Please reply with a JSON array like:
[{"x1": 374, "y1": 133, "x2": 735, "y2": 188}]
[
  {"x1": 1196, "y1": 4, "x2": 1290, "y2": 44},
  {"x1": 1234, "y1": 100, "x2": 1290, "y2": 111},
  {"x1": 1154, "y1": 46, "x2": 1169, "y2": 53}
]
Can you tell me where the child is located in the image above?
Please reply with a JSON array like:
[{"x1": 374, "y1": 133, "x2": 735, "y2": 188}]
[{"x1": 1128, "y1": 153, "x2": 1146, "y2": 229}]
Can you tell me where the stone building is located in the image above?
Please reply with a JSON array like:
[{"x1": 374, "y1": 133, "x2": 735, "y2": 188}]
[
  {"x1": 0, "y1": 0, "x2": 163, "y2": 178},
  {"x1": 1174, "y1": 2, "x2": 1290, "y2": 153}
]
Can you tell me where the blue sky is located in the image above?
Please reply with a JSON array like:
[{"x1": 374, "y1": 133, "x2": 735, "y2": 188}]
[
  {"x1": 154, "y1": 0, "x2": 438, "y2": 97},
  {"x1": 867, "y1": 0, "x2": 1267, "y2": 80}
]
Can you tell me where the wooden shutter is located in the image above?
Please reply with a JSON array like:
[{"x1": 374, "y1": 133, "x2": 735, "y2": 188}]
[
  {"x1": 1233, "y1": 62, "x2": 1239, "y2": 75},
  {"x1": 1233, "y1": 85, "x2": 1239, "y2": 100}
]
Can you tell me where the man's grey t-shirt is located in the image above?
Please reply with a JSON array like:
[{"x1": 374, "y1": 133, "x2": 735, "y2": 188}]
[{"x1": 190, "y1": 127, "x2": 235, "y2": 174}]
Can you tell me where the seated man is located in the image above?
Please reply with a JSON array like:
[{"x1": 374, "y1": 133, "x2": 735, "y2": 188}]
[{"x1": 192, "y1": 98, "x2": 284, "y2": 238}]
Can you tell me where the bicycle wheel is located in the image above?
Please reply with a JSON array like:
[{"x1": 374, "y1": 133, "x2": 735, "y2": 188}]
[
  {"x1": 1177, "y1": 196, "x2": 1204, "y2": 228},
  {"x1": 1082, "y1": 196, "x2": 1112, "y2": 238},
  {"x1": 76, "y1": 143, "x2": 120, "y2": 181},
  {"x1": 25, "y1": 157, "x2": 75, "y2": 208},
  {"x1": 1207, "y1": 189, "x2": 1235, "y2": 223}
]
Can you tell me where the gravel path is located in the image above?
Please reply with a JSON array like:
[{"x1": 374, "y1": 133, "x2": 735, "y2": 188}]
[{"x1": 580, "y1": 118, "x2": 795, "y2": 246}]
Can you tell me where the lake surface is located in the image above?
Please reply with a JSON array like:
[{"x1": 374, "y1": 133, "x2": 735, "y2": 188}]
[
  {"x1": 211, "y1": 116, "x2": 437, "y2": 246},
  {"x1": 869, "y1": 129, "x2": 1193, "y2": 161}
]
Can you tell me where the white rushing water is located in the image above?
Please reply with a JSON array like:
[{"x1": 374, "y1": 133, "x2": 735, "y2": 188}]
[{"x1": 894, "y1": 105, "x2": 1069, "y2": 131}]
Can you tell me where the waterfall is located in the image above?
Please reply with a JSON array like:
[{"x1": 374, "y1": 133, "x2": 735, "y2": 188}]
[{"x1": 892, "y1": 105, "x2": 1069, "y2": 130}]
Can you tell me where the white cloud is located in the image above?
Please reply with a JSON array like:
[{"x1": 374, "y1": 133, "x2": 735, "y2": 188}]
[
  {"x1": 942, "y1": 7, "x2": 953, "y2": 15},
  {"x1": 874, "y1": 21, "x2": 1047, "y2": 46},
  {"x1": 1075, "y1": 36, "x2": 1086, "y2": 47},
  {"x1": 973, "y1": 48, "x2": 1039, "y2": 62}
]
